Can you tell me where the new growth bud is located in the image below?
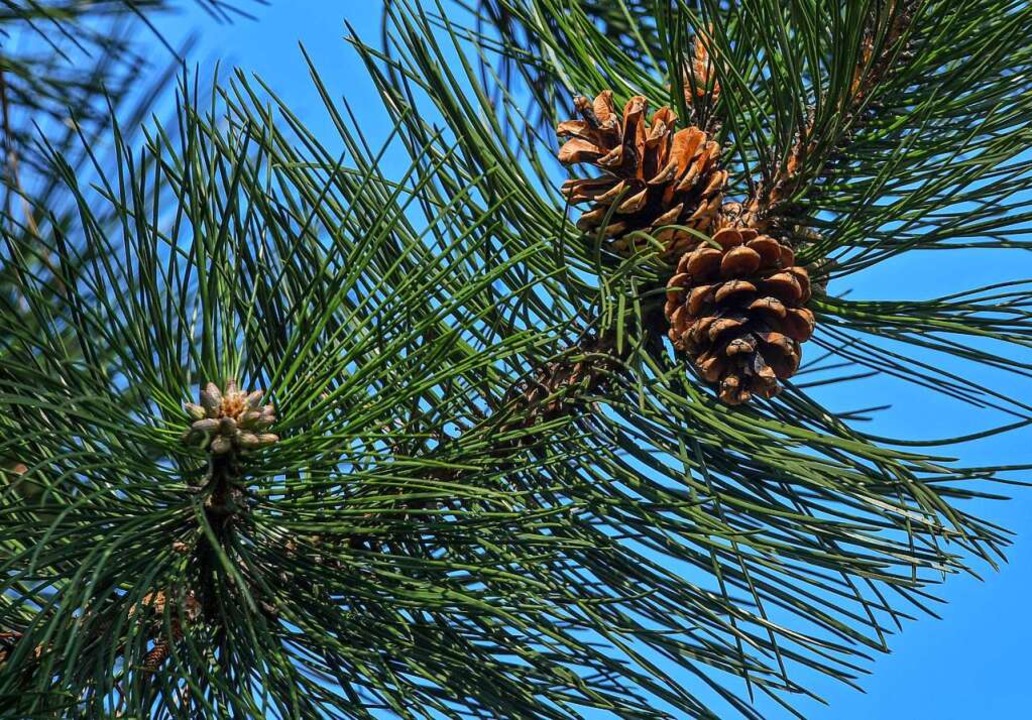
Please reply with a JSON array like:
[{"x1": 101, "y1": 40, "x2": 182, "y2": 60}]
[{"x1": 181, "y1": 379, "x2": 279, "y2": 455}]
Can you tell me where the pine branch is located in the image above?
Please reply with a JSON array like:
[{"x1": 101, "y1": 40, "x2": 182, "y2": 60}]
[
  {"x1": 355, "y1": 3, "x2": 1031, "y2": 715},
  {"x1": 3, "y1": 2, "x2": 1030, "y2": 718},
  {"x1": 744, "y1": 0, "x2": 923, "y2": 231},
  {"x1": 0, "y1": 71, "x2": 669, "y2": 718}
]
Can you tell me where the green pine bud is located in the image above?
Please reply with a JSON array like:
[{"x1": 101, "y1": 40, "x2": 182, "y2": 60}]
[
  {"x1": 237, "y1": 433, "x2": 261, "y2": 449},
  {"x1": 190, "y1": 418, "x2": 220, "y2": 434},
  {"x1": 200, "y1": 382, "x2": 222, "y2": 413}
]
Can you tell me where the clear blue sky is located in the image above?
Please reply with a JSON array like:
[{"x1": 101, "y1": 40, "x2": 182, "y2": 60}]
[{"x1": 156, "y1": 3, "x2": 1032, "y2": 718}]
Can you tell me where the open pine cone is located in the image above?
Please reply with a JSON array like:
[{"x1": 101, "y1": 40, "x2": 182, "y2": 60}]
[
  {"x1": 665, "y1": 227, "x2": 816, "y2": 404},
  {"x1": 558, "y1": 91, "x2": 727, "y2": 257}
]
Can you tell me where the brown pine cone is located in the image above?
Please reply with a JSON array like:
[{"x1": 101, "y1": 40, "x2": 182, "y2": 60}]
[
  {"x1": 558, "y1": 91, "x2": 727, "y2": 257},
  {"x1": 665, "y1": 227, "x2": 816, "y2": 404}
]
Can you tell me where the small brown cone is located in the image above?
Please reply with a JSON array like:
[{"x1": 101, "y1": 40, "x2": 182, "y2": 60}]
[
  {"x1": 558, "y1": 91, "x2": 727, "y2": 257},
  {"x1": 665, "y1": 227, "x2": 816, "y2": 404},
  {"x1": 685, "y1": 25, "x2": 720, "y2": 103}
]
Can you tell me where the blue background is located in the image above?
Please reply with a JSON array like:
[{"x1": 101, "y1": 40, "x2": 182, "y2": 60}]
[{"x1": 153, "y1": 3, "x2": 1032, "y2": 718}]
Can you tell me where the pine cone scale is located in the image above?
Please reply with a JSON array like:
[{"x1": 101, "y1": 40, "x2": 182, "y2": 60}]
[
  {"x1": 558, "y1": 138, "x2": 608, "y2": 164},
  {"x1": 721, "y1": 246, "x2": 762, "y2": 276}
]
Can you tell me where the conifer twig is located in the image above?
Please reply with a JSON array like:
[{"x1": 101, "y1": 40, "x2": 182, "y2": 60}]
[{"x1": 745, "y1": 0, "x2": 922, "y2": 231}]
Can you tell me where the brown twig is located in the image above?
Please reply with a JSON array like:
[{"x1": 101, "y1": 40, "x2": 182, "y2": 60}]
[
  {"x1": 0, "y1": 630, "x2": 23, "y2": 666},
  {"x1": 743, "y1": 0, "x2": 921, "y2": 233}
]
